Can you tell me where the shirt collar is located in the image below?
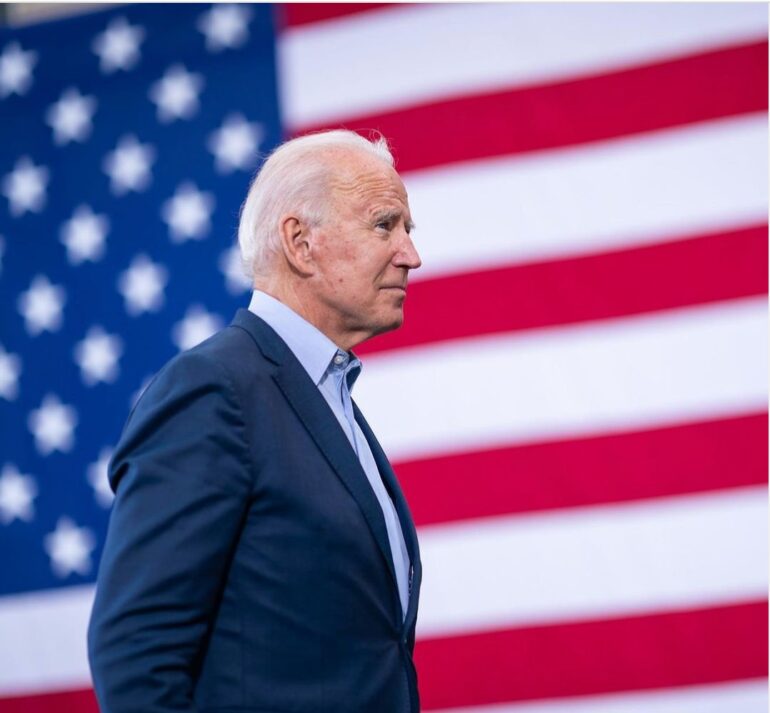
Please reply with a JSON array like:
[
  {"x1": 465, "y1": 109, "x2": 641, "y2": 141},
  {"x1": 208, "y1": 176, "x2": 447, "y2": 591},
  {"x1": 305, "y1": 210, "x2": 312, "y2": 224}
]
[{"x1": 248, "y1": 290, "x2": 358, "y2": 386}]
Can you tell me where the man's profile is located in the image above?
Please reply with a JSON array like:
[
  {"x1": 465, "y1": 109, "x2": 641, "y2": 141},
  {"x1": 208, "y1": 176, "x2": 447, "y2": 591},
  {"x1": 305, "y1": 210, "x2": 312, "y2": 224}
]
[{"x1": 87, "y1": 130, "x2": 423, "y2": 713}]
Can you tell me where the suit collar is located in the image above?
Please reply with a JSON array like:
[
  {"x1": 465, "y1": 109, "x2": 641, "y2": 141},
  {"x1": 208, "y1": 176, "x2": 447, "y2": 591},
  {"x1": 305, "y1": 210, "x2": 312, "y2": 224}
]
[{"x1": 231, "y1": 307, "x2": 289, "y2": 366}]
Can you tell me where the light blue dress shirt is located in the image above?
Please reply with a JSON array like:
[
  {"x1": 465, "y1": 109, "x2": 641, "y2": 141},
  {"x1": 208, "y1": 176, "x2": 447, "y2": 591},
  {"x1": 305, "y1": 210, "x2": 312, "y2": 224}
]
[{"x1": 248, "y1": 290, "x2": 411, "y2": 620}]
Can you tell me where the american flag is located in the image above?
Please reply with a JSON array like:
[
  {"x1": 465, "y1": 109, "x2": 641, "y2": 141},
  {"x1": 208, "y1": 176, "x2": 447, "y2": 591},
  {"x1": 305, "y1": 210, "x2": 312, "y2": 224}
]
[{"x1": 0, "y1": 3, "x2": 767, "y2": 712}]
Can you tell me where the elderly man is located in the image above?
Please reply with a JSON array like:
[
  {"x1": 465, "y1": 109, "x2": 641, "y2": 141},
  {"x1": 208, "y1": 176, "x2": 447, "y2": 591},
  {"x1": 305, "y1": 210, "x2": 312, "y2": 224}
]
[{"x1": 87, "y1": 130, "x2": 423, "y2": 713}]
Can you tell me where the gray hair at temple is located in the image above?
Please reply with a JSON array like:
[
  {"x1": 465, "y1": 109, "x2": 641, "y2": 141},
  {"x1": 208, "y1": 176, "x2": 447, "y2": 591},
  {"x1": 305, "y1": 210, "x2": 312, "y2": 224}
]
[{"x1": 237, "y1": 129, "x2": 395, "y2": 280}]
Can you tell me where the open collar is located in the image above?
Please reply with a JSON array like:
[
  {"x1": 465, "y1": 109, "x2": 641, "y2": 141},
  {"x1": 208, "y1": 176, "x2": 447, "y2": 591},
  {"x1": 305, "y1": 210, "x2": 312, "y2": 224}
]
[{"x1": 248, "y1": 289, "x2": 344, "y2": 387}]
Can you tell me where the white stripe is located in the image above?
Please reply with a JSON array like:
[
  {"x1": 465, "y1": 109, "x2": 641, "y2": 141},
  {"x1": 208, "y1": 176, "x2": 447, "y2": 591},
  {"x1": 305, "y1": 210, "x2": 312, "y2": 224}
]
[
  {"x1": 355, "y1": 297, "x2": 768, "y2": 463},
  {"x1": 0, "y1": 584, "x2": 94, "y2": 694},
  {"x1": 430, "y1": 679, "x2": 769, "y2": 713},
  {"x1": 404, "y1": 114, "x2": 768, "y2": 282},
  {"x1": 279, "y1": 3, "x2": 767, "y2": 128},
  {"x1": 416, "y1": 487, "x2": 767, "y2": 638}
]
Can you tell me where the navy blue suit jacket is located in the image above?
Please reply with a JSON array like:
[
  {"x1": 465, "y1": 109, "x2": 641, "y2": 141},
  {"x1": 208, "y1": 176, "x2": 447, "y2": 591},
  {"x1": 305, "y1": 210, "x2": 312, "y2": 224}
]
[{"x1": 87, "y1": 308, "x2": 422, "y2": 713}]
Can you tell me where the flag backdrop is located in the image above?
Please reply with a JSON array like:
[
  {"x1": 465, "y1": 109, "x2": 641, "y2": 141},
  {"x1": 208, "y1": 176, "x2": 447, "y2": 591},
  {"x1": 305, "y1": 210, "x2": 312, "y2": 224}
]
[{"x1": 0, "y1": 3, "x2": 767, "y2": 712}]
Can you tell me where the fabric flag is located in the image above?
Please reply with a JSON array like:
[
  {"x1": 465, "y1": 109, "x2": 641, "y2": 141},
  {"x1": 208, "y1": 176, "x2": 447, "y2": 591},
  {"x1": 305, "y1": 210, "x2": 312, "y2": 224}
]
[{"x1": 0, "y1": 4, "x2": 767, "y2": 712}]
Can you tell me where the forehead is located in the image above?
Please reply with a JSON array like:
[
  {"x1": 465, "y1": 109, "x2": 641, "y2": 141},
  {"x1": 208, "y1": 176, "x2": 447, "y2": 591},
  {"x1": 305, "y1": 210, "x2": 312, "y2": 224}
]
[{"x1": 325, "y1": 149, "x2": 409, "y2": 211}]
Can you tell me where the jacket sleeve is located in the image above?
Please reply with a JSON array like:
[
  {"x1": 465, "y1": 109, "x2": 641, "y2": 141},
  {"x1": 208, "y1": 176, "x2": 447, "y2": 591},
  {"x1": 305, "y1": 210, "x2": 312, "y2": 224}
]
[{"x1": 87, "y1": 349, "x2": 253, "y2": 713}]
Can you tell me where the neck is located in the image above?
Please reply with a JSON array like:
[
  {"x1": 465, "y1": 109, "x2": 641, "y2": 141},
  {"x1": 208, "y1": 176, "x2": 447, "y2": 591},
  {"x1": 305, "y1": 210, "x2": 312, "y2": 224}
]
[{"x1": 252, "y1": 277, "x2": 369, "y2": 352}]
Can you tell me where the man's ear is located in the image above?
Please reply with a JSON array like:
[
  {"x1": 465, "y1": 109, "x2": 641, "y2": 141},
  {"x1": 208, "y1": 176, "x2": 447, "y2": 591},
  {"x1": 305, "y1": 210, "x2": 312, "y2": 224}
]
[{"x1": 278, "y1": 214, "x2": 315, "y2": 276}]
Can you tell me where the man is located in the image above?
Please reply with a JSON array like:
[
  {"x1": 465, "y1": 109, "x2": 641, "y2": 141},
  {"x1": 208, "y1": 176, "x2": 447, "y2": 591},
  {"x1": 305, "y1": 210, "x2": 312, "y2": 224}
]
[{"x1": 87, "y1": 130, "x2": 423, "y2": 713}]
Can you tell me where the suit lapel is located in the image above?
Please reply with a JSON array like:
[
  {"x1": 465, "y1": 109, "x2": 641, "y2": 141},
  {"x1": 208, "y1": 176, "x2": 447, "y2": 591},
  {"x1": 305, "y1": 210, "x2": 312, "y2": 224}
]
[
  {"x1": 353, "y1": 401, "x2": 422, "y2": 629},
  {"x1": 230, "y1": 310, "x2": 400, "y2": 596}
]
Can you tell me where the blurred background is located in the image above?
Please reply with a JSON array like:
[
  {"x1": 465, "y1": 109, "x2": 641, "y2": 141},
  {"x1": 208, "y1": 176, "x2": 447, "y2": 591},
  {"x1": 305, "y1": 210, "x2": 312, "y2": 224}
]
[{"x1": 0, "y1": 3, "x2": 767, "y2": 712}]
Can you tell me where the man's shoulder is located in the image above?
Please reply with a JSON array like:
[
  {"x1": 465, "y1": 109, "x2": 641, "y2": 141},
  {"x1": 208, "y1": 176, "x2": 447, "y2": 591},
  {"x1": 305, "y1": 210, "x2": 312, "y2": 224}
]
[
  {"x1": 177, "y1": 319, "x2": 261, "y2": 366},
  {"x1": 134, "y1": 319, "x2": 269, "y2": 413},
  {"x1": 188, "y1": 320, "x2": 264, "y2": 372}
]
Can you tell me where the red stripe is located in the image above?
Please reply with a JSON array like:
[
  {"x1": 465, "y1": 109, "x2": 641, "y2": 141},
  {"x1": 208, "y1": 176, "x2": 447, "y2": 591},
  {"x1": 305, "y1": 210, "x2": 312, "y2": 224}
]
[
  {"x1": 397, "y1": 413, "x2": 768, "y2": 526},
  {"x1": 4, "y1": 603, "x2": 765, "y2": 712},
  {"x1": 358, "y1": 224, "x2": 769, "y2": 356},
  {"x1": 296, "y1": 42, "x2": 768, "y2": 171},
  {"x1": 279, "y1": 3, "x2": 395, "y2": 29},
  {"x1": 416, "y1": 601, "x2": 769, "y2": 709},
  {"x1": 0, "y1": 688, "x2": 98, "y2": 713}
]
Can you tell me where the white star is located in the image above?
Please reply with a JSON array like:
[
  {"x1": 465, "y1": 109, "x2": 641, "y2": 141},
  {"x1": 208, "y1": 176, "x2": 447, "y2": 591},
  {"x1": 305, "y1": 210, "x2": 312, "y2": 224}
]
[
  {"x1": 197, "y1": 4, "x2": 253, "y2": 52},
  {"x1": 172, "y1": 305, "x2": 223, "y2": 351},
  {"x1": 0, "y1": 345, "x2": 21, "y2": 400},
  {"x1": 0, "y1": 464, "x2": 37, "y2": 524},
  {"x1": 87, "y1": 447, "x2": 114, "y2": 508},
  {"x1": 73, "y1": 325, "x2": 123, "y2": 386},
  {"x1": 2, "y1": 156, "x2": 49, "y2": 217},
  {"x1": 161, "y1": 182, "x2": 215, "y2": 242},
  {"x1": 92, "y1": 17, "x2": 144, "y2": 74},
  {"x1": 219, "y1": 244, "x2": 252, "y2": 294},
  {"x1": 60, "y1": 204, "x2": 109, "y2": 264},
  {"x1": 28, "y1": 394, "x2": 77, "y2": 455},
  {"x1": 0, "y1": 41, "x2": 37, "y2": 98},
  {"x1": 117, "y1": 253, "x2": 168, "y2": 315},
  {"x1": 44, "y1": 517, "x2": 96, "y2": 578},
  {"x1": 149, "y1": 64, "x2": 204, "y2": 123},
  {"x1": 208, "y1": 114, "x2": 262, "y2": 173},
  {"x1": 45, "y1": 87, "x2": 97, "y2": 145},
  {"x1": 103, "y1": 134, "x2": 155, "y2": 195},
  {"x1": 17, "y1": 274, "x2": 66, "y2": 335}
]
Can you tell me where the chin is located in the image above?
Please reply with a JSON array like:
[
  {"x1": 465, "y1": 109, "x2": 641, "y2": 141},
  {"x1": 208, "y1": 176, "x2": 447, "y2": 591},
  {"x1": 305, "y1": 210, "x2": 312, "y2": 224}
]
[
  {"x1": 366, "y1": 311, "x2": 404, "y2": 339},
  {"x1": 381, "y1": 310, "x2": 405, "y2": 333}
]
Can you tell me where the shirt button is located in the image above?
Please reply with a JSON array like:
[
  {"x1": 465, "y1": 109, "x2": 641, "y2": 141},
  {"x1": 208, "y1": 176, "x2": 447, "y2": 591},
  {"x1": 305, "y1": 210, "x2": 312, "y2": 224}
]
[{"x1": 333, "y1": 353, "x2": 345, "y2": 366}]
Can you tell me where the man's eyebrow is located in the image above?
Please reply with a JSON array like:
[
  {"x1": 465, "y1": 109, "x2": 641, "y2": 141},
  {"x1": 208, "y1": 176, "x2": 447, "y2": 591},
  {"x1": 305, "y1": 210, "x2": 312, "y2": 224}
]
[
  {"x1": 372, "y1": 209, "x2": 416, "y2": 231},
  {"x1": 372, "y1": 208, "x2": 400, "y2": 221}
]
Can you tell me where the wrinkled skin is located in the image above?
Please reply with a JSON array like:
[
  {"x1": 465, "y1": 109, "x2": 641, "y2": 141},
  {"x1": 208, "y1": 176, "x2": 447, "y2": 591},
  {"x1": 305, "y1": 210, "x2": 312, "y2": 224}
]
[{"x1": 262, "y1": 147, "x2": 422, "y2": 351}]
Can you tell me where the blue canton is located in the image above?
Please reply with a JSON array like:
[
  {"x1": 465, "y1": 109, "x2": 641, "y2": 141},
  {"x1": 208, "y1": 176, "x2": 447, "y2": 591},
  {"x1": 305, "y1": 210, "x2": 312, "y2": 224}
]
[{"x1": 0, "y1": 4, "x2": 282, "y2": 596}]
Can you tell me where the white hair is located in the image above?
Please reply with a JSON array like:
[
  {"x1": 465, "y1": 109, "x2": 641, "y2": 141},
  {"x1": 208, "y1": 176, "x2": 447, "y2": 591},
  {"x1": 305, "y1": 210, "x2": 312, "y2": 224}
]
[{"x1": 237, "y1": 129, "x2": 395, "y2": 279}]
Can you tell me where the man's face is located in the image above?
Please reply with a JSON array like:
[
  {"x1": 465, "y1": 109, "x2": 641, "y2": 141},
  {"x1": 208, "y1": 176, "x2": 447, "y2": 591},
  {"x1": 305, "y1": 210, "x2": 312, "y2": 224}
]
[{"x1": 307, "y1": 151, "x2": 422, "y2": 348}]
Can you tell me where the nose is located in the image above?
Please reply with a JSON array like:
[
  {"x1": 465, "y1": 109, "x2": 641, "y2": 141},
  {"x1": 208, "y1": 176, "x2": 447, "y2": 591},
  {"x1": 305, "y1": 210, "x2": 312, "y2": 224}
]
[{"x1": 395, "y1": 231, "x2": 422, "y2": 271}]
